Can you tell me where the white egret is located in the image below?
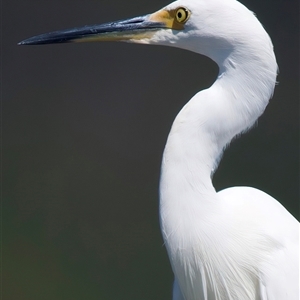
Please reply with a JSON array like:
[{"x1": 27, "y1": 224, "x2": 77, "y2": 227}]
[{"x1": 19, "y1": 0, "x2": 299, "y2": 299}]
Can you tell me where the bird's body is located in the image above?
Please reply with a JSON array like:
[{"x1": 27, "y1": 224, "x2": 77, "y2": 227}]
[
  {"x1": 163, "y1": 185, "x2": 299, "y2": 299},
  {"x1": 160, "y1": 75, "x2": 299, "y2": 299},
  {"x1": 158, "y1": 2, "x2": 299, "y2": 298},
  {"x1": 20, "y1": 0, "x2": 299, "y2": 299}
]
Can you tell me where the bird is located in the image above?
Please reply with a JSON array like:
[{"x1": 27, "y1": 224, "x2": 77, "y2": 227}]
[{"x1": 19, "y1": 0, "x2": 299, "y2": 299}]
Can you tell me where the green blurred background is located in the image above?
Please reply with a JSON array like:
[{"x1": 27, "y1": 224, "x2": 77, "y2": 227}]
[{"x1": 3, "y1": 0, "x2": 299, "y2": 299}]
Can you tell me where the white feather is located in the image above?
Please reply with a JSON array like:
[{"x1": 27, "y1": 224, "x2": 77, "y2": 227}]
[{"x1": 150, "y1": 0, "x2": 299, "y2": 299}]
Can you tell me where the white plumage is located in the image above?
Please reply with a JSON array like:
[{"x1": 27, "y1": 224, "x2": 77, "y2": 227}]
[
  {"x1": 19, "y1": 0, "x2": 299, "y2": 299},
  {"x1": 156, "y1": 1, "x2": 299, "y2": 299}
]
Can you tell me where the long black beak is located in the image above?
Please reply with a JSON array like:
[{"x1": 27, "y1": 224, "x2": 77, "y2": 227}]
[{"x1": 18, "y1": 15, "x2": 166, "y2": 45}]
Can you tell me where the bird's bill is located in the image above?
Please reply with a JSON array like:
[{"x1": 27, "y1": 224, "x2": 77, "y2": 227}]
[{"x1": 18, "y1": 10, "x2": 184, "y2": 45}]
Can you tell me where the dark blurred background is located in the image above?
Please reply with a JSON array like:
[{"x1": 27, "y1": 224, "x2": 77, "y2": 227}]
[{"x1": 3, "y1": 0, "x2": 299, "y2": 299}]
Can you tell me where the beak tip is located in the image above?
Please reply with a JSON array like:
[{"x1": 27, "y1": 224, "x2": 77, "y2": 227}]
[
  {"x1": 18, "y1": 39, "x2": 35, "y2": 45},
  {"x1": 18, "y1": 37, "x2": 52, "y2": 46}
]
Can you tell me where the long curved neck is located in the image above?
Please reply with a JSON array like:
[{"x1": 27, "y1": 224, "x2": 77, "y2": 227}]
[{"x1": 159, "y1": 41, "x2": 277, "y2": 221}]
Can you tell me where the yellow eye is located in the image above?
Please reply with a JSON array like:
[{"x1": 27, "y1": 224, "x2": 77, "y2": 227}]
[{"x1": 175, "y1": 7, "x2": 190, "y2": 23}]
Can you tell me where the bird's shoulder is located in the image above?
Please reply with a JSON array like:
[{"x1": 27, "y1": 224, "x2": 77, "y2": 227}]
[
  {"x1": 214, "y1": 186, "x2": 299, "y2": 299},
  {"x1": 217, "y1": 186, "x2": 298, "y2": 241}
]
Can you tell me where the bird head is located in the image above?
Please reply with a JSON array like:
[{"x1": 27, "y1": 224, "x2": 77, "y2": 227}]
[{"x1": 19, "y1": 0, "x2": 268, "y2": 66}]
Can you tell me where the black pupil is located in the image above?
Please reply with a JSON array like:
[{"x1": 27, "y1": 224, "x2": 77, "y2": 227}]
[{"x1": 178, "y1": 12, "x2": 182, "y2": 19}]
